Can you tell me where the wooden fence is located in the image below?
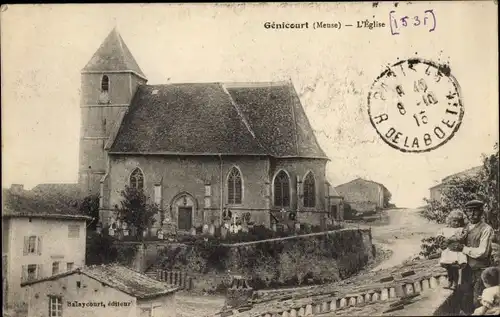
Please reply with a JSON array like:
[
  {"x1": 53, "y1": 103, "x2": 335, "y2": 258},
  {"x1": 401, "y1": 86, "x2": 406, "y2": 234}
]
[{"x1": 154, "y1": 270, "x2": 194, "y2": 290}]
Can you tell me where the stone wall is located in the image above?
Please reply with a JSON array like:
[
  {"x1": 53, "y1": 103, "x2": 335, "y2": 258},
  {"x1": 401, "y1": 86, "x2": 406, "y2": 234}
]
[{"x1": 156, "y1": 229, "x2": 373, "y2": 292}]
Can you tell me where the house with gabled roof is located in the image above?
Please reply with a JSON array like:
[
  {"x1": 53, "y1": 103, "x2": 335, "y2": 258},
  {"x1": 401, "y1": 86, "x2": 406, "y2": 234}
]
[
  {"x1": 429, "y1": 166, "x2": 482, "y2": 201},
  {"x1": 2, "y1": 185, "x2": 91, "y2": 308},
  {"x1": 334, "y1": 178, "x2": 392, "y2": 213},
  {"x1": 21, "y1": 264, "x2": 179, "y2": 317},
  {"x1": 78, "y1": 28, "x2": 331, "y2": 233}
]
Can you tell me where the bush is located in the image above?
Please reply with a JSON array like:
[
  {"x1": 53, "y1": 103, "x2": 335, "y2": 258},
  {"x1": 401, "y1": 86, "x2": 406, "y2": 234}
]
[
  {"x1": 86, "y1": 232, "x2": 118, "y2": 264},
  {"x1": 80, "y1": 194, "x2": 100, "y2": 230},
  {"x1": 419, "y1": 236, "x2": 443, "y2": 258}
]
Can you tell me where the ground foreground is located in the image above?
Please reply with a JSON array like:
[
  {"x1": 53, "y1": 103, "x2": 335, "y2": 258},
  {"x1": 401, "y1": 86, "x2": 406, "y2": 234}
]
[{"x1": 177, "y1": 208, "x2": 447, "y2": 317}]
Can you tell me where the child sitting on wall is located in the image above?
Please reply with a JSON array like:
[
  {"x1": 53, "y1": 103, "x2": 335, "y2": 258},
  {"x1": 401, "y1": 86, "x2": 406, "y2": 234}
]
[
  {"x1": 472, "y1": 266, "x2": 500, "y2": 315},
  {"x1": 437, "y1": 209, "x2": 468, "y2": 289}
]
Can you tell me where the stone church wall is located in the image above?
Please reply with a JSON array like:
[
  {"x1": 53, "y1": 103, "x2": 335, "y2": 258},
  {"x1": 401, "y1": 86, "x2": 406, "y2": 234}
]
[
  {"x1": 270, "y1": 158, "x2": 328, "y2": 212},
  {"x1": 105, "y1": 155, "x2": 270, "y2": 228},
  {"x1": 101, "y1": 155, "x2": 329, "y2": 230}
]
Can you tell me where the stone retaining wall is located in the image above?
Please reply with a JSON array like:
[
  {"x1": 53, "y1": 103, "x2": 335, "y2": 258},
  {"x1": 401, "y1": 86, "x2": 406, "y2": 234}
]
[{"x1": 158, "y1": 229, "x2": 373, "y2": 292}]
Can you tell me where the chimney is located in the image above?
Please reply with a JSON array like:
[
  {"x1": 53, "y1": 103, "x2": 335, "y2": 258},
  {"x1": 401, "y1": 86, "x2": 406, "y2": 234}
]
[{"x1": 10, "y1": 184, "x2": 24, "y2": 193}]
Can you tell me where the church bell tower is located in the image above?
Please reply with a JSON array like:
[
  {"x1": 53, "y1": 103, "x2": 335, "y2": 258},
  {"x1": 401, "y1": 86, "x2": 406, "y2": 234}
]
[{"x1": 78, "y1": 28, "x2": 147, "y2": 194}]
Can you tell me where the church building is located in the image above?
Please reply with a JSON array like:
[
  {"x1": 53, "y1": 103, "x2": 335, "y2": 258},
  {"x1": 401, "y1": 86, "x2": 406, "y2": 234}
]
[{"x1": 78, "y1": 28, "x2": 333, "y2": 233}]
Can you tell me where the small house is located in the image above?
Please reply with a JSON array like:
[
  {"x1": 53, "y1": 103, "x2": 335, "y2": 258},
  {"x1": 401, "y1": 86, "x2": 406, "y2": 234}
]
[
  {"x1": 21, "y1": 264, "x2": 179, "y2": 317},
  {"x1": 2, "y1": 184, "x2": 90, "y2": 307},
  {"x1": 335, "y1": 178, "x2": 391, "y2": 213}
]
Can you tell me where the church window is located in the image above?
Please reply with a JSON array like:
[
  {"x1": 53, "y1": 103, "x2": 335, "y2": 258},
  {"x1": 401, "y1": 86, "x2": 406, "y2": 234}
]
[
  {"x1": 274, "y1": 170, "x2": 290, "y2": 208},
  {"x1": 129, "y1": 168, "x2": 144, "y2": 191},
  {"x1": 101, "y1": 75, "x2": 109, "y2": 92},
  {"x1": 303, "y1": 172, "x2": 316, "y2": 208},
  {"x1": 227, "y1": 167, "x2": 242, "y2": 205}
]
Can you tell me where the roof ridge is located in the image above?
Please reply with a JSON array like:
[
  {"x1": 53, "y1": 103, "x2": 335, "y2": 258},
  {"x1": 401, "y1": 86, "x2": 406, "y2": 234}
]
[
  {"x1": 220, "y1": 83, "x2": 271, "y2": 154},
  {"x1": 287, "y1": 82, "x2": 301, "y2": 156},
  {"x1": 219, "y1": 83, "x2": 278, "y2": 153},
  {"x1": 220, "y1": 83, "x2": 257, "y2": 139}
]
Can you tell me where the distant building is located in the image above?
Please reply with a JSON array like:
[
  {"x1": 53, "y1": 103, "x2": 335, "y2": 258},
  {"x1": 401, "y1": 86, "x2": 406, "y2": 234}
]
[
  {"x1": 428, "y1": 166, "x2": 482, "y2": 202},
  {"x1": 334, "y1": 178, "x2": 391, "y2": 213},
  {"x1": 21, "y1": 264, "x2": 179, "y2": 317},
  {"x1": 325, "y1": 181, "x2": 344, "y2": 221},
  {"x1": 2, "y1": 185, "x2": 91, "y2": 307}
]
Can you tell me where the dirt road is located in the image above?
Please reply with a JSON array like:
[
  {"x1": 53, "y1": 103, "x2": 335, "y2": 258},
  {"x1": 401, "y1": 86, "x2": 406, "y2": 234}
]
[{"x1": 366, "y1": 208, "x2": 443, "y2": 271}]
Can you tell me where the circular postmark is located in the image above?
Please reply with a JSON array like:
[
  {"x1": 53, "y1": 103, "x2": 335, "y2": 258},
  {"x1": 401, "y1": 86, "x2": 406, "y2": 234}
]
[{"x1": 367, "y1": 58, "x2": 464, "y2": 153}]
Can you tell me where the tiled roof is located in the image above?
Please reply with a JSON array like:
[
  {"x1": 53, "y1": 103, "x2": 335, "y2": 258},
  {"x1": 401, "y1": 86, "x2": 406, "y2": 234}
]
[
  {"x1": 335, "y1": 178, "x2": 390, "y2": 194},
  {"x1": 82, "y1": 28, "x2": 146, "y2": 79},
  {"x1": 442, "y1": 166, "x2": 482, "y2": 183},
  {"x1": 109, "y1": 82, "x2": 327, "y2": 159},
  {"x1": 31, "y1": 183, "x2": 84, "y2": 203},
  {"x1": 21, "y1": 264, "x2": 179, "y2": 299},
  {"x1": 1, "y1": 187, "x2": 90, "y2": 220}
]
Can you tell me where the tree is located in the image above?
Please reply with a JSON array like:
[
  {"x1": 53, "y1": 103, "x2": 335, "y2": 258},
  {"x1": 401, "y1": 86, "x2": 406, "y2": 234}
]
[
  {"x1": 86, "y1": 231, "x2": 118, "y2": 264},
  {"x1": 118, "y1": 186, "x2": 159, "y2": 240},
  {"x1": 80, "y1": 194, "x2": 100, "y2": 230},
  {"x1": 383, "y1": 188, "x2": 392, "y2": 208},
  {"x1": 479, "y1": 142, "x2": 499, "y2": 230},
  {"x1": 420, "y1": 143, "x2": 499, "y2": 259},
  {"x1": 421, "y1": 143, "x2": 499, "y2": 229}
]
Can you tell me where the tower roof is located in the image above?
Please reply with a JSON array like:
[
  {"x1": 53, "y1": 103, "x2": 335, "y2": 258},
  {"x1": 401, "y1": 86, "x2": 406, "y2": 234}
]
[{"x1": 82, "y1": 28, "x2": 147, "y2": 80}]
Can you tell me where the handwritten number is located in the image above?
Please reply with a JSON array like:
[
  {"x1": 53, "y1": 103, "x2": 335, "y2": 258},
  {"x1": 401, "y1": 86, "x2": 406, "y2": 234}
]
[
  {"x1": 401, "y1": 16, "x2": 409, "y2": 27},
  {"x1": 389, "y1": 11, "x2": 399, "y2": 35},
  {"x1": 390, "y1": 10, "x2": 436, "y2": 35}
]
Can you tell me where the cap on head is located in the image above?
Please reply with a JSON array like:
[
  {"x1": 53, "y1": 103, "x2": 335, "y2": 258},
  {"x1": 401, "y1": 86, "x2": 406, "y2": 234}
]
[{"x1": 465, "y1": 199, "x2": 484, "y2": 210}]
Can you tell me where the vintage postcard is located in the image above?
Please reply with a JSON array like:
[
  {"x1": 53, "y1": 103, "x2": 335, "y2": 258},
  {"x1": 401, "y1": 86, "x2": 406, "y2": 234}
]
[{"x1": 1, "y1": 2, "x2": 498, "y2": 317}]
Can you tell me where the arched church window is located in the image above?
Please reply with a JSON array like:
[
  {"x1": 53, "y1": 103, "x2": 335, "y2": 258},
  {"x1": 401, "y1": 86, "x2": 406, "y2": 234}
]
[
  {"x1": 303, "y1": 172, "x2": 316, "y2": 208},
  {"x1": 101, "y1": 75, "x2": 109, "y2": 92},
  {"x1": 129, "y1": 168, "x2": 144, "y2": 191},
  {"x1": 227, "y1": 167, "x2": 242, "y2": 205},
  {"x1": 274, "y1": 170, "x2": 290, "y2": 208}
]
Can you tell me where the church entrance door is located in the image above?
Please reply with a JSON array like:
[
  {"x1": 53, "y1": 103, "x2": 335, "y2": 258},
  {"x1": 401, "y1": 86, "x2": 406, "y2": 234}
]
[
  {"x1": 171, "y1": 192, "x2": 197, "y2": 232},
  {"x1": 178, "y1": 207, "x2": 192, "y2": 231}
]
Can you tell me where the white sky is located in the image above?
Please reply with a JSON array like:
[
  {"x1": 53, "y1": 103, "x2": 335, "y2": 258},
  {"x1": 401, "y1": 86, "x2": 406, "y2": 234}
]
[{"x1": 1, "y1": 2, "x2": 498, "y2": 208}]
